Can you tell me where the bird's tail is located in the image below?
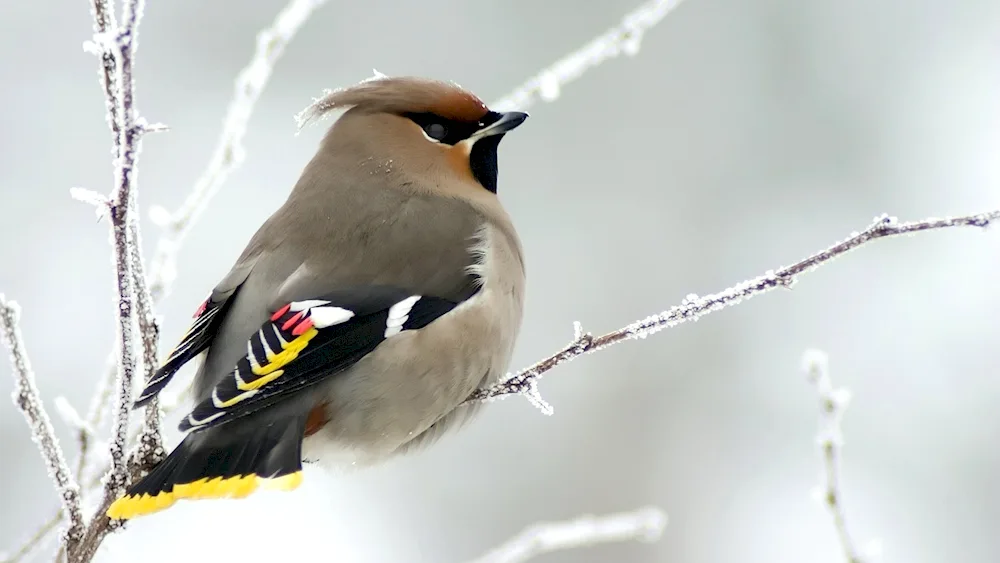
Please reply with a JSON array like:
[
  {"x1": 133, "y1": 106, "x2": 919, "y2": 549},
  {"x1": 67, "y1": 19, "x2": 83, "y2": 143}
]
[{"x1": 106, "y1": 413, "x2": 307, "y2": 520}]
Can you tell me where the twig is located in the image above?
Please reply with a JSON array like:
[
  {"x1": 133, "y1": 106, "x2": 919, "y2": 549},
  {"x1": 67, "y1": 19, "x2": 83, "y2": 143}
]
[
  {"x1": 468, "y1": 211, "x2": 999, "y2": 411},
  {"x1": 51, "y1": 0, "x2": 155, "y2": 561},
  {"x1": 130, "y1": 217, "x2": 165, "y2": 471},
  {"x1": 98, "y1": 0, "x2": 146, "y2": 517},
  {"x1": 466, "y1": 507, "x2": 666, "y2": 563},
  {"x1": 0, "y1": 297, "x2": 85, "y2": 551},
  {"x1": 85, "y1": 0, "x2": 120, "y2": 148},
  {"x1": 73, "y1": 0, "x2": 124, "y2": 498},
  {"x1": 145, "y1": 0, "x2": 330, "y2": 303},
  {"x1": 802, "y1": 350, "x2": 879, "y2": 563},
  {"x1": 490, "y1": 0, "x2": 687, "y2": 111}
]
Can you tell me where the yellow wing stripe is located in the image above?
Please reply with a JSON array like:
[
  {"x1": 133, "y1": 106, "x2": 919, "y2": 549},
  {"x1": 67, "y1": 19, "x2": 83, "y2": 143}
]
[
  {"x1": 236, "y1": 369, "x2": 284, "y2": 392},
  {"x1": 106, "y1": 471, "x2": 304, "y2": 520},
  {"x1": 247, "y1": 327, "x2": 318, "y2": 377},
  {"x1": 213, "y1": 387, "x2": 263, "y2": 408}
]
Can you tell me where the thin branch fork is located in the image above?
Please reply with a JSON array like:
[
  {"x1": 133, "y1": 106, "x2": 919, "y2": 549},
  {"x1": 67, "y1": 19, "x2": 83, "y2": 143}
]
[{"x1": 468, "y1": 210, "x2": 1000, "y2": 410}]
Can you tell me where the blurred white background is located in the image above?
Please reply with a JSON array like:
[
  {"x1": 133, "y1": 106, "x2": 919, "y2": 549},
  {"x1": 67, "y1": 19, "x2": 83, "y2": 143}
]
[{"x1": 2, "y1": 0, "x2": 999, "y2": 561}]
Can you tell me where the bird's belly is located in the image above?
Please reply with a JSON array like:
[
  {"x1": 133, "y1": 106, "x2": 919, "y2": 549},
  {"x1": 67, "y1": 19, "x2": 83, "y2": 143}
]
[{"x1": 300, "y1": 290, "x2": 513, "y2": 468}]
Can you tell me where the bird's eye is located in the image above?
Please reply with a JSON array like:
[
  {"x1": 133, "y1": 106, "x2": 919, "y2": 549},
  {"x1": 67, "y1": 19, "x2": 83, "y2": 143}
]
[{"x1": 424, "y1": 123, "x2": 447, "y2": 141}]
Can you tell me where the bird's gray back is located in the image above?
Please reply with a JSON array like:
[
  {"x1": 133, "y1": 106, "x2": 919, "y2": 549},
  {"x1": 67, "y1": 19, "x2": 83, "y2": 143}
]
[{"x1": 193, "y1": 176, "x2": 486, "y2": 403}]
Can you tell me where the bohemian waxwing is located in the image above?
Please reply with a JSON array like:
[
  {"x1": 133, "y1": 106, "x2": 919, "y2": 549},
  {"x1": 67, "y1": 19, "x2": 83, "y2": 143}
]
[{"x1": 107, "y1": 75, "x2": 528, "y2": 519}]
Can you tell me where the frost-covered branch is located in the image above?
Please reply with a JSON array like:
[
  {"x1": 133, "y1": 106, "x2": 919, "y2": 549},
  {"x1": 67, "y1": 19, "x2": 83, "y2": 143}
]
[
  {"x1": 83, "y1": 0, "x2": 328, "y2": 461},
  {"x1": 129, "y1": 219, "x2": 165, "y2": 470},
  {"x1": 802, "y1": 350, "x2": 879, "y2": 563},
  {"x1": 490, "y1": 0, "x2": 687, "y2": 111},
  {"x1": 95, "y1": 0, "x2": 147, "y2": 518},
  {"x1": 0, "y1": 297, "x2": 85, "y2": 552},
  {"x1": 469, "y1": 210, "x2": 1000, "y2": 410},
  {"x1": 52, "y1": 0, "x2": 157, "y2": 561},
  {"x1": 86, "y1": 0, "x2": 164, "y2": 484},
  {"x1": 123, "y1": 0, "x2": 333, "y2": 457},
  {"x1": 145, "y1": 0, "x2": 330, "y2": 302},
  {"x1": 466, "y1": 507, "x2": 666, "y2": 563},
  {"x1": 86, "y1": 0, "x2": 120, "y2": 147},
  {"x1": 76, "y1": 0, "x2": 328, "y2": 472}
]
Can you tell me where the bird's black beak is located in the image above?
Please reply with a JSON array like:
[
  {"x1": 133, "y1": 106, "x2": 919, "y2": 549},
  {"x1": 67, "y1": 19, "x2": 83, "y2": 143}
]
[{"x1": 470, "y1": 111, "x2": 529, "y2": 142}]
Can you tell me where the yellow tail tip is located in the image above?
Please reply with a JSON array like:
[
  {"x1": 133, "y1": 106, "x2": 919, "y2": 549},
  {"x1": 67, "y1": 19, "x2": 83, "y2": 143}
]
[
  {"x1": 107, "y1": 491, "x2": 178, "y2": 520},
  {"x1": 262, "y1": 471, "x2": 303, "y2": 491},
  {"x1": 106, "y1": 471, "x2": 303, "y2": 520}
]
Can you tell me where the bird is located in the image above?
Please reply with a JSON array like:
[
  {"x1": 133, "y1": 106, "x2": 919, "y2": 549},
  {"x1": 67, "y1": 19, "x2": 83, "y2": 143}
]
[{"x1": 106, "y1": 75, "x2": 528, "y2": 520}]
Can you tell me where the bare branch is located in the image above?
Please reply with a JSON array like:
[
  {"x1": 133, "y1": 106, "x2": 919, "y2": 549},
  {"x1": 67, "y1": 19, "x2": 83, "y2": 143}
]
[
  {"x1": 45, "y1": 0, "x2": 156, "y2": 561},
  {"x1": 145, "y1": 0, "x2": 330, "y2": 303},
  {"x1": 130, "y1": 214, "x2": 165, "y2": 470},
  {"x1": 87, "y1": 0, "x2": 119, "y2": 146},
  {"x1": 468, "y1": 210, "x2": 999, "y2": 410},
  {"x1": 98, "y1": 0, "x2": 146, "y2": 515},
  {"x1": 466, "y1": 507, "x2": 666, "y2": 563},
  {"x1": 802, "y1": 350, "x2": 880, "y2": 563},
  {"x1": 0, "y1": 296, "x2": 85, "y2": 549},
  {"x1": 490, "y1": 0, "x2": 688, "y2": 112}
]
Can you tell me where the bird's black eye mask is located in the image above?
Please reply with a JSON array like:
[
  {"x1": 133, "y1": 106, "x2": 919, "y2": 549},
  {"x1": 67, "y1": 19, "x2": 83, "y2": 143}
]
[
  {"x1": 403, "y1": 111, "x2": 503, "y2": 146},
  {"x1": 403, "y1": 111, "x2": 505, "y2": 193}
]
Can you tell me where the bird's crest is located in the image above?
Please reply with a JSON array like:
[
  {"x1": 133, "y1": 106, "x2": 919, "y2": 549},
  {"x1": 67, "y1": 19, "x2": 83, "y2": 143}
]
[{"x1": 296, "y1": 73, "x2": 488, "y2": 130}]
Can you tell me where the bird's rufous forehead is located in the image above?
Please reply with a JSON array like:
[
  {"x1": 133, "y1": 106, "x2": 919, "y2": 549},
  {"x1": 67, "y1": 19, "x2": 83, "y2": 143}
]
[
  {"x1": 422, "y1": 88, "x2": 489, "y2": 122},
  {"x1": 296, "y1": 75, "x2": 489, "y2": 128}
]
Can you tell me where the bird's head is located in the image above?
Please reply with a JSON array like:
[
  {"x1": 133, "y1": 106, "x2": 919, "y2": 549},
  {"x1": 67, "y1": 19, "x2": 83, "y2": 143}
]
[{"x1": 297, "y1": 74, "x2": 528, "y2": 196}]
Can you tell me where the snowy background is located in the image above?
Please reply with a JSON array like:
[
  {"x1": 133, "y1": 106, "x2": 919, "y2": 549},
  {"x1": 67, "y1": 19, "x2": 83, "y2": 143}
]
[{"x1": 2, "y1": 0, "x2": 999, "y2": 561}]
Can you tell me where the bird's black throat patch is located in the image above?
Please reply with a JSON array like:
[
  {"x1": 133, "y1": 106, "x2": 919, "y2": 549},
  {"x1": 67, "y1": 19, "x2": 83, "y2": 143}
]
[{"x1": 469, "y1": 134, "x2": 501, "y2": 194}]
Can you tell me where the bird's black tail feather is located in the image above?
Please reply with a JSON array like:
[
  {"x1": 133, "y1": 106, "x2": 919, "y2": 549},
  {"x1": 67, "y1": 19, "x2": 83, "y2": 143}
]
[{"x1": 107, "y1": 413, "x2": 307, "y2": 520}]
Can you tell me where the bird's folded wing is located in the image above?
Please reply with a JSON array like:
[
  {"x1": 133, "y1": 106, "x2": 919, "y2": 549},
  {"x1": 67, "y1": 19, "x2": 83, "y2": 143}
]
[
  {"x1": 134, "y1": 291, "x2": 237, "y2": 407},
  {"x1": 179, "y1": 286, "x2": 469, "y2": 433}
]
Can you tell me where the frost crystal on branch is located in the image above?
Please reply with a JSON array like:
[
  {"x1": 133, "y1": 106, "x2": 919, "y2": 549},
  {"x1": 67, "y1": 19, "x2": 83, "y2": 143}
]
[{"x1": 69, "y1": 187, "x2": 111, "y2": 220}]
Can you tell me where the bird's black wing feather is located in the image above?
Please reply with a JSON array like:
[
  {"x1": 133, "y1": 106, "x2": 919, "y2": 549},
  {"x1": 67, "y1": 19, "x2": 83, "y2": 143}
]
[
  {"x1": 179, "y1": 285, "x2": 470, "y2": 433},
  {"x1": 134, "y1": 290, "x2": 240, "y2": 407}
]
